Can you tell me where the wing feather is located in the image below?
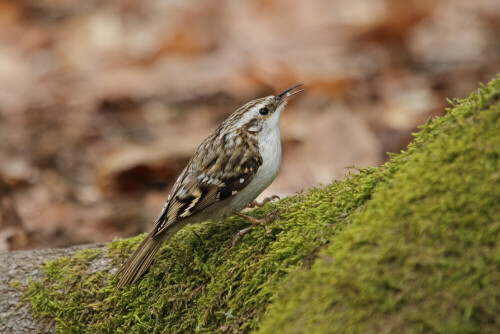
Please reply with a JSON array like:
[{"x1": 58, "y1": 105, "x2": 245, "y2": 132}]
[{"x1": 153, "y1": 133, "x2": 262, "y2": 236}]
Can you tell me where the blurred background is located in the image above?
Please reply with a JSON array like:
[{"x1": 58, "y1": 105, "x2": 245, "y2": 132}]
[{"x1": 0, "y1": 0, "x2": 499, "y2": 250}]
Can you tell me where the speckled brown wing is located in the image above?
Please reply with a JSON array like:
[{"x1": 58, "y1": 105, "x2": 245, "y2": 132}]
[{"x1": 153, "y1": 130, "x2": 262, "y2": 236}]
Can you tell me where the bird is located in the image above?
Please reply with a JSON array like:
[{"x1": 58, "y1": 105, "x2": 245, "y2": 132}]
[{"x1": 116, "y1": 84, "x2": 305, "y2": 289}]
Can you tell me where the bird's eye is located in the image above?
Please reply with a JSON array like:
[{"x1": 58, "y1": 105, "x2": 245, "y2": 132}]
[{"x1": 259, "y1": 107, "x2": 269, "y2": 115}]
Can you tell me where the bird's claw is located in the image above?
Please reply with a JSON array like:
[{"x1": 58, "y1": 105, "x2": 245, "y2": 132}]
[{"x1": 231, "y1": 208, "x2": 281, "y2": 247}]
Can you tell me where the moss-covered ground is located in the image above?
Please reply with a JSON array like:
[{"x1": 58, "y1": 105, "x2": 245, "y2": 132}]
[
  {"x1": 24, "y1": 164, "x2": 382, "y2": 333},
  {"x1": 24, "y1": 76, "x2": 500, "y2": 333},
  {"x1": 258, "y1": 78, "x2": 500, "y2": 333}
]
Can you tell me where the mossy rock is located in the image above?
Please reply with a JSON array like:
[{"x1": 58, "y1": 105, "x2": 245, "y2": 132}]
[
  {"x1": 258, "y1": 78, "x2": 500, "y2": 333},
  {"x1": 24, "y1": 76, "x2": 500, "y2": 333}
]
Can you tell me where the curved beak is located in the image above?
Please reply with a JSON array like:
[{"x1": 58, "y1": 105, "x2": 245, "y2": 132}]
[{"x1": 276, "y1": 84, "x2": 306, "y2": 107}]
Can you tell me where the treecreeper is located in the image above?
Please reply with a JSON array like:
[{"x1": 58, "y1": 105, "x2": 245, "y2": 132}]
[{"x1": 116, "y1": 84, "x2": 305, "y2": 289}]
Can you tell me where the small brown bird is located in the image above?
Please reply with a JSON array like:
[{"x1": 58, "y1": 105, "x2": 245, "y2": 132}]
[{"x1": 116, "y1": 84, "x2": 305, "y2": 289}]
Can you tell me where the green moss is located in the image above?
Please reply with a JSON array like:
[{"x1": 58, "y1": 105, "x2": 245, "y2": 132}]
[
  {"x1": 24, "y1": 167, "x2": 382, "y2": 333},
  {"x1": 24, "y1": 76, "x2": 500, "y2": 333},
  {"x1": 257, "y1": 76, "x2": 500, "y2": 333},
  {"x1": 10, "y1": 280, "x2": 21, "y2": 289}
]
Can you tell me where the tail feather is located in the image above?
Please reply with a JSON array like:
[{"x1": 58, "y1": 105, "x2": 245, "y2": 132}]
[
  {"x1": 116, "y1": 231, "x2": 164, "y2": 290},
  {"x1": 116, "y1": 229, "x2": 155, "y2": 276}
]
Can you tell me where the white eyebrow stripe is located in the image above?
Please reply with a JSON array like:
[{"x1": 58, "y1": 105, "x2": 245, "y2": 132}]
[
  {"x1": 238, "y1": 102, "x2": 266, "y2": 125},
  {"x1": 252, "y1": 103, "x2": 265, "y2": 112}
]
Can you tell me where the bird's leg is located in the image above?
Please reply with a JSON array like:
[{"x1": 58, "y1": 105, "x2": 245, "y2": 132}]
[
  {"x1": 247, "y1": 195, "x2": 280, "y2": 208},
  {"x1": 231, "y1": 209, "x2": 280, "y2": 246}
]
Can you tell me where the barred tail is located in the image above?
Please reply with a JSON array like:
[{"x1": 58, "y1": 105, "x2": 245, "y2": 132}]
[{"x1": 115, "y1": 230, "x2": 164, "y2": 290}]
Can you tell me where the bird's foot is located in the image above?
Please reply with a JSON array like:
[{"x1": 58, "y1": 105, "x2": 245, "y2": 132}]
[
  {"x1": 247, "y1": 195, "x2": 280, "y2": 208},
  {"x1": 231, "y1": 209, "x2": 280, "y2": 246}
]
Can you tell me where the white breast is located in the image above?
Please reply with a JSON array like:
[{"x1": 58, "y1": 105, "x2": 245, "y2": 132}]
[{"x1": 229, "y1": 126, "x2": 282, "y2": 211}]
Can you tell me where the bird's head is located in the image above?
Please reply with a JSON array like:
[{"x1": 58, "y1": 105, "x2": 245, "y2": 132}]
[{"x1": 227, "y1": 84, "x2": 305, "y2": 135}]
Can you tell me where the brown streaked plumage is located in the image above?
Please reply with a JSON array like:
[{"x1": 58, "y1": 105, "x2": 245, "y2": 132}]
[{"x1": 116, "y1": 84, "x2": 305, "y2": 289}]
